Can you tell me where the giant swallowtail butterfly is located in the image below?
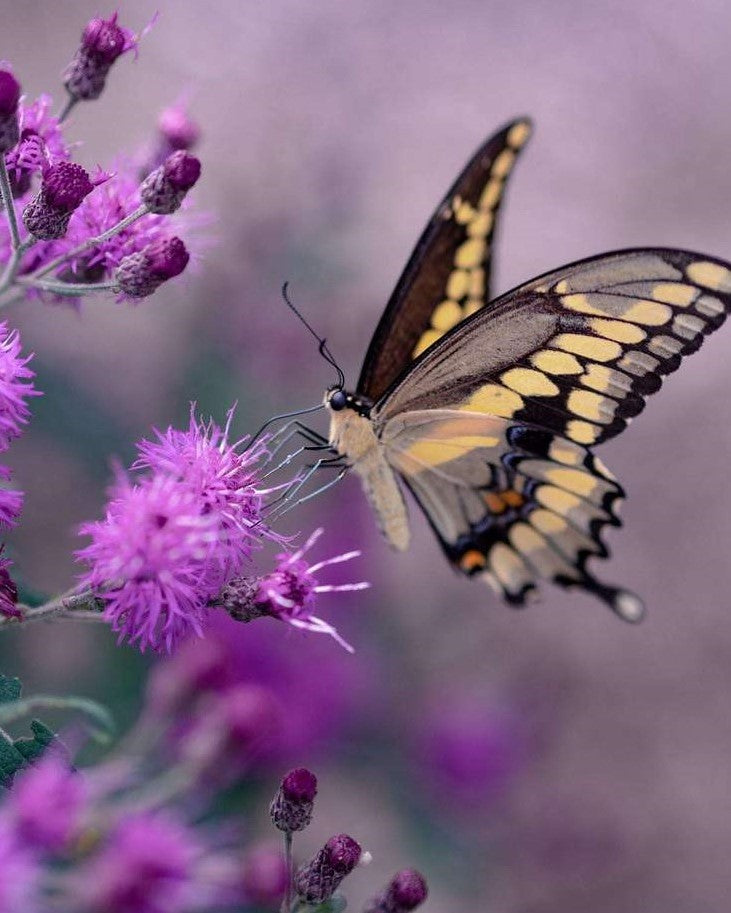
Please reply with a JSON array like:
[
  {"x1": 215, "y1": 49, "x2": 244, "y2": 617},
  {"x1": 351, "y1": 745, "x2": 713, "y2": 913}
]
[{"x1": 324, "y1": 118, "x2": 731, "y2": 621}]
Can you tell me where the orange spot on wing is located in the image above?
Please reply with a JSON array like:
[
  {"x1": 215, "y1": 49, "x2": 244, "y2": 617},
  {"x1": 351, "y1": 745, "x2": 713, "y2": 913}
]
[{"x1": 459, "y1": 549, "x2": 486, "y2": 572}]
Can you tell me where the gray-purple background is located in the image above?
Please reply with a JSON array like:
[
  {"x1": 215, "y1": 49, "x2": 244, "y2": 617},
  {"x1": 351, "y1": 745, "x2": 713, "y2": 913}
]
[{"x1": 3, "y1": 2, "x2": 731, "y2": 910}]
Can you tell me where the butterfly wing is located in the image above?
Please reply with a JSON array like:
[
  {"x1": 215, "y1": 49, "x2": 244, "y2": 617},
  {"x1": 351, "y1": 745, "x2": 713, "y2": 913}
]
[
  {"x1": 373, "y1": 248, "x2": 731, "y2": 614},
  {"x1": 357, "y1": 117, "x2": 533, "y2": 402}
]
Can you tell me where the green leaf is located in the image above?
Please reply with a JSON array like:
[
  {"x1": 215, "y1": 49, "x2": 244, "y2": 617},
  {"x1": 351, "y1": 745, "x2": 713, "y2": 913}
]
[
  {"x1": 13, "y1": 719, "x2": 57, "y2": 762},
  {"x1": 0, "y1": 676, "x2": 21, "y2": 704},
  {"x1": 306, "y1": 896, "x2": 348, "y2": 913},
  {"x1": 0, "y1": 728, "x2": 26, "y2": 786}
]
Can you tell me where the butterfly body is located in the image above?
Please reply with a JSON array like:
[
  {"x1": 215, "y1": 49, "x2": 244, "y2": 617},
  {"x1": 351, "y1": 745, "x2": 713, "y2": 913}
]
[{"x1": 323, "y1": 118, "x2": 731, "y2": 621}]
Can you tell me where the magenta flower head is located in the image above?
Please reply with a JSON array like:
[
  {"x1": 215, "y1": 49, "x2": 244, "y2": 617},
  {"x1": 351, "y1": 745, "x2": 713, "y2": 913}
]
[
  {"x1": 64, "y1": 13, "x2": 137, "y2": 103},
  {"x1": 6, "y1": 753, "x2": 87, "y2": 852},
  {"x1": 241, "y1": 840, "x2": 288, "y2": 908},
  {"x1": 218, "y1": 528, "x2": 368, "y2": 652},
  {"x1": 364, "y1": 870, "x2": 429, "y2": 913},
  {"x1": 78, "y1": 811, "x2": 199, "y2": 913},
  {"x1": 294, "y1": 834, "x2": 362, "y2": 905},
  {"x1": 0, "y1": 468, "x2": 24, "y2": 529},
  {"x1": 158, "y1": 103, "x2": 200, "y2": 152},
  {"x1": 0, "y1": 548, "x2": 19, "y2": 619},
  {"x1": 0, "y1": 321, "x2": 36, "y2": 451},
  {"x1": 0, "y1": 822, "x2": 41, "y2": 913},
  {"x1": 114, "y1": 235, "x2": 189, "y2": 298},
  {"x1": 140, "y1": 151, "x2": 201, "y2": 215},
  {"x1": 270, "y1": 767, "x2": 317, "y2": 833},
  {"x1": 5, "y1": 95, "x2": 70, "y2": 197},
  {"x1": 0, "y1": 69, "x2": 21, "y2": 153},
  {"x1": 22, "y1": 162, "x2": 96, "y2": 240}
]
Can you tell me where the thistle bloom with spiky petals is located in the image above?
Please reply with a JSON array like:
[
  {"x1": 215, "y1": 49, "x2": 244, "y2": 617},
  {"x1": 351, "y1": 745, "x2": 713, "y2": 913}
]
[
  {"x1": 364, "y1": 870, "x2": 429, "y2": 913},
  {"x1": 0, "y1": 322, "x2": 36, "y2": 451},
  {"x1": 0, "y1": 469, "x2": 23, "y2": 529},
  {"x1": 64, "y1": 13, "x2": 138, "y2": 104},
  {"x1": 4, "y1": 94, "x2": 70, "y2": 198},
  {"x1": 218, "y1": 528, "x2": 369, "y2": 652}
]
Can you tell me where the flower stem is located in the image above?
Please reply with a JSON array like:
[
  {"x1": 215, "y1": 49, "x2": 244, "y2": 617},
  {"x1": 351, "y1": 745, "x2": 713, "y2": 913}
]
[
  {"x1": 0, "y1": 156, "x2": 21, "y2": 251},
  {"x1": 0, "y1": 589, "x2": 104, "y2": 628},
  {"x1": 28, "y1": 204, "x2": 149, "y2": 280},
  {"x1": 59, "y1": 94, "x2": 77, "y2": 124},
  {"x1": 16, "y1": 278, "x2": 117, "y2": 297},
  {"x1": 283, "y1": 831, "x2": 294, "y2": 913},
  {"x1": 0, "y1": 238, "x2": 35, "y2": 296}
]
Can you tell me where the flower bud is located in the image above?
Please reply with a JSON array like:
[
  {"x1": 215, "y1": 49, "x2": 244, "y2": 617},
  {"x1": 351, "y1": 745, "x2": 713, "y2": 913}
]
[
  {"x1": 294, "y1": 834, "x2": 361, "y2": 905},
  {"x1": 64, "y1": 13, "x2": 135, "y2": 102},
  {"x1": 158, "y1": 105, "x2": 200, "y2": 152},
  {"x1": 114, "y1": 236, "x2": 189, "y2": 298},
  {"x1": 364, "y1": 870, "x2": 429, "y2": 913},
  {"x1": 22, "y1": 162, "x2": 95, "y2": 240},
  {"x1": 140, "y1": 151, "x2": 201, "y2": 215},
  {"x1": 0, "y1": 70, "x2": 21, "y2": 153},
  {"x1": 269, "y1": 767, "x2": 317, "y2": 833},
  {"x1": 214, "y1": 575, "x2": 265, "y2": 622}
]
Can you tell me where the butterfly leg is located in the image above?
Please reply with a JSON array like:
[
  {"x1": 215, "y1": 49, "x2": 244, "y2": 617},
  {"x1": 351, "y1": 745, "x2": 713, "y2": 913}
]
[{"x1": 268, "y1": 466, "x2": 349, "y2": 521}]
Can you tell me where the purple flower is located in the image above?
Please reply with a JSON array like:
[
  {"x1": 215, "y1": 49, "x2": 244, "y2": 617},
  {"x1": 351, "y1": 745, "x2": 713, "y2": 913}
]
[
  {"x1": 114, "y1": 236, "x2": 189, "y2": 298},
  {"x1": 364, "y1": 870, "x2": 429, "y2": 913},
  {"x1": 5, "y1": 753, "x2": 86, "y2": 852},
  {"x1": 64, "y1": 13, "x2": 138, "y2": 103},
  {"x1": 79, "y1": 811, "x2": 200, "y2": 913},
  {"x1": 77, "y1": 471, "x2": 223, "y2": 652},
  {"x1": 224, "y1": 527, "x2": 369, "y2": 651},
  {"x1": 241, "y1": 840, "x2": 288, "y2": 908},
  {"x1": 0, "y1": 322, "x2": 36, "y2": 451},
  {"x1": 0, "y1": 70, "x2": 21, "y2": 154},
  {"x1": 4, "y1": 94, "x2": 70, "y2": 197},
  {"x1": 23, "y1": 162, "x2": 96, "y2": 240},
  {"x1": 0, "y1": 822, "x2": 41, "y2": 913},
  {"x1": 158, "y1": 103, "x2": 200, "y2": 153},
  {"x1": 270, "y1": 767, "x2": 318, "y2": 832},
  {"x1": 294, "y1": 834, "x2": 362, "y2": 905},
  {"x1": 0, "y1": 547, "x2": 19, "y2": 618},
  {"x1": 140, "y1": 151, "x2": 201, "y2": 215}
]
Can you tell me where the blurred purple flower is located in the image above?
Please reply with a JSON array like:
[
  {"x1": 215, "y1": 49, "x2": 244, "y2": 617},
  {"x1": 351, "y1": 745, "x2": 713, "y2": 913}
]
[
  {"x1": 158, "y1": 103, "x2": 200, "y2": 153},
  {"x1": 0, "y1": 69, "x2": 21, "y2": 154},
  {"x1": 364, "y1": 870, "x2": 429, "y2": 913},
  {"x1": 64, "y1": 13, "x2": 139, "y2": 104},
  {"x1": 0, "y1": 547, "x2": 19, "y2": 618},
  {"x1": 5, "y1": 753, "x2": 86, "y2": 852},
  {"x1": 0, "y1": 322, "x2": 36, "y2": 451},
  {"x1": 295, "y1": 833, "x2": 361, "y2": 905},
  {"x1": 0, "y1": 467, "x2": 23, "y2": 529},
  {"x1": 78, "y1": 811, "x2": 200, "y2": 913},
  {"x1": 241, "y1": 840, "x2": 288, "y2": 909},
  {"x1": 0, "y1": 822, "x2": 40, "y2": 913}
]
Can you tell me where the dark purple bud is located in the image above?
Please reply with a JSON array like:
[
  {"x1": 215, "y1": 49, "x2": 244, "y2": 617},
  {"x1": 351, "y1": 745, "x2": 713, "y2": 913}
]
[
  {"x1": 140, "y1": 151, "x2": 201, "y2": 215},
  {"x1": 364, "y1": 870, "x2": 429, "y2": 913},
  {"x1": 64, "y1": 13, "x2": 135, "y2": 102},
  {"x1": 270, "y1": 768, "x2": 318, "y2": 833},
  {"x1": 0, "y1": 70, "x2": 21, "y2": 154},
  {"x1": 294, "y1": 834, "x2": 362, "y2": 905},
  {"x1": 22, "y1": 163, "x2": 95, "y2": 240},
  {"x1": 114, "y1": 236, "x2": 189, "y2": 298},
  {"x1": 158, "y1": 105, "x2": 200, "y2": 151},
  {"x1": 213, "y1": 575, "x2": 264, "y2": 622},
  {"x1": 0, "y1": 559, "x2": 20, "y2": 620},
  {"x1": 241, "y1": 841, "x2": 288, "y2": 908}
]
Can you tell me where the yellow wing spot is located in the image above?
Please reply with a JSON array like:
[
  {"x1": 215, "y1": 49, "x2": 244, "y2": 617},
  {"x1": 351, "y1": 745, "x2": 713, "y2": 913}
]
[
  {"x1": 618, "y1": 350, "x2": 660, "y2": 377},
  {"x1": 431, "y1": 299, "x2": 463, "y2": 331},
  {"x1": 454, "y1": 238, "x2": 486, "y2": 269},
  {"x1": 466, "y1": 210, "x2": 494, "y2": 239},
  {"x1": 479, "y1": 179, "x2": 503, "y2": 210},
  {"x1": 459, "y1": 549, "x2": 486, "y2": 572},
  {"x1": 507, "y1": 121, "x2": 532, "y2": 149},
  {"x1": 652, "y1": 283, "x2": 698, "y2": 306},
  {"x1": 529, "y1": 509, "x2": 568, "y2": 535},
  {"x1": 544, "y1": 467, "x2": 600, "y2": 499},
  {"x1": 535, "y1": 484, "x2": 582, "y2": 516},
  {"x1": 463, "y1": 298, "x2": 483, "y2": 317},
  {"x1": 567, "y1": 389, "x2": 617, "y2": 423},
  {"x1": 454, "y1": 199, "x2": 477, "y2": 224},
  {"x1": 581, "y1": 363, "x2": 632, "y2": 397},
  {"x1": 531, "y1": 349, "x2": 583, "y2": 375},
  {"x1": 463, "y1": 384, "x2": 523, "y2": 418},
  {"x1": 554, "y1": 279, "x2": 568, "y2": 294},
  {"x1": 562, "y1": 294, "x2": 671, "y2": 326},
  {"x1": 552, "y1": 334, "x2": 622, "y2": 362},
  {"x1": 491, "y1": 149, "x2": 516, "y2": 179},
  {"x1": 589, "y1": 318, "x2": 646, "y2": 344},
  {"x1": 621, "y1": 299, "x2": 673, "y2": 326},
  {"x1": 488, "y1": 543, "x2": 531, "y2": 590},
  {"x1": 549, "y1": 439, "x2": 584, "y2": 467},
  {"x1": 501, "y1": 367, "x2": 559, "y2": 397},
  {"x1": 695, "y1": 294, "x2": 724, "y2": 317},
  {"x1": 648, "y1": 334, "x2": 683, "y2": 359},
  {"x1": 686, "y1": 260, "x2": 731, "y2": 293},
  {"x1": 565, "y1": 419, "x2": 600, "y2": 445},
  {"x1": 671, "y1": 313, "x2": 705, "y2": 340},
  {"x1": 412, "y1": 329, "x2": 442, "y2": 358},
  {"x1": 446, "y1": 269, "x2": 470, "y2": 300},
  {"x1": 469, "y1": 268, "x2": 485, "y2": 298},
  {"x1": 405, "y1": 434, "x2": 500, "y2": 468}
]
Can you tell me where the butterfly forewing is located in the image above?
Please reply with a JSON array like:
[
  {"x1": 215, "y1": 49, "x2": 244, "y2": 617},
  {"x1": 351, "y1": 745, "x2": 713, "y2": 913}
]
[{"x1": 357, "y1": 117, "x2": 533, "y2": 402}]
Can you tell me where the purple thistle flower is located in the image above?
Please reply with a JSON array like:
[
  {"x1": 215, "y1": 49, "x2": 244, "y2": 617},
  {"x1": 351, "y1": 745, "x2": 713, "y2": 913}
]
[
  {"x1": 6, "y1": 753, "x2": 87, "y2": 852},
  {"x1": 114, "y1": 236, "x2": 189, "y2": 298},
  {"x1": 0, "y1": 546, "x2": 19, "y2": 618},
  {"x1": 294, "y1": 834, "x2": 362, "y2": 905},
  {"x1": 270, "y1": 767, "x2": 317, "y2": 833},
  {"x1": 158, "y1": 103, "x2": 200, "y2": 153},
  {"x1": 219, "y1": 528, "x2": 369, "y2": 652},
  {"x1": 140, "y1": 151, "x2": 201, "y2": 215},
  {"x1": 0, "y1": 321, "x2": 36, "y2": 451},
  {"x1": 78, "y1": 811, "x2": 200, "y2": 913},
  {"x1": 64, "y1": 13, "x2": 138, "y2": 103},
  {"x1": 0, "y1": 822, "x2": 41, "y2": 913},
  {"x1": 23, "y1": 162, "x2": 96, "y2": 240},
  {"x1": 0, "y1": 467, "x2": 23, "y2": 529},
  {"x1": 77, "y1": 471, "x2": 223, "y2": 652},
  {"x1": 364, "y1": 870, "x2": 429, "y2": 913},
  {"x1": 4, "y1": 94, "x2": 71, "y2": 196},
  {"x1": 0, "y1": 70, "x2": 21, "y2": 154},
  {"x1": 241, "y1": 840, "x2": 288, "y2": 909}
]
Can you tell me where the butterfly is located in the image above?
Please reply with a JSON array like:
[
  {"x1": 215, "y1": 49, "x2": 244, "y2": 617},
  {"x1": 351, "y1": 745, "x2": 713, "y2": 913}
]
[{"x1": 322, "y1": 117, "x2": 731, "y2": 622}]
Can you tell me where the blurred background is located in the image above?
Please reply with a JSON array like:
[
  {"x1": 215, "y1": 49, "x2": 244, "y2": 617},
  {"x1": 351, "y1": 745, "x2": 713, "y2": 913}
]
[{"x1": 2, "y1": 1, "x2": 731, "y2": 909}]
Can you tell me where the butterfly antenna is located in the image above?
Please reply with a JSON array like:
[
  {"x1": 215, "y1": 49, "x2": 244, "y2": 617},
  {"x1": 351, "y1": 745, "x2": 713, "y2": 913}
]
[{"x1": 281, "y1": 282, "x2": 346, "y2": 389}]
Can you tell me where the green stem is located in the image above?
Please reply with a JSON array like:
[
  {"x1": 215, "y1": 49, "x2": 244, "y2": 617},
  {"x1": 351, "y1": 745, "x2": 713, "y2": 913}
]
[
  {"x1": 0, "y1": 238, "x2": 35, "y2": 296},
  {"x1": 59, "y1": 95, "x2": 77, "y2": 124},
  {"x1": 0, "y1": 157, "x2": 21, "y2": 250},
  {"x1": 16, "y1": 278, "x2": 117, "y2": 297},
  {"x1": 283, "y1": 831, "x2": 294, "y2": 913},
  {"x1": 0, "y1": 590, "x2": 104, "y2": 629}
]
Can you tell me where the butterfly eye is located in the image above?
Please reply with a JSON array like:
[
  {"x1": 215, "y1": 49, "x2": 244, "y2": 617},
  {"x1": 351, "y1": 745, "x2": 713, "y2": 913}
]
[{"x1": 329, "y1": 390, "x2": 347, "y2": 411}]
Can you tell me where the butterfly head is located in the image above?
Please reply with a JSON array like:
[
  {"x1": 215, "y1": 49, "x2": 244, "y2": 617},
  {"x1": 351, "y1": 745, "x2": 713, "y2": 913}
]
[{"x1": 325, "y1": 385, "x2": 372, "y2": 417}]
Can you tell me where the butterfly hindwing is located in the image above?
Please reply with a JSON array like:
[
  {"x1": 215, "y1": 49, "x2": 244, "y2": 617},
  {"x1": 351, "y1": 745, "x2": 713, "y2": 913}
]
[{"x1": 357, "y1": 117, "x2": 533, "y2": 402}]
